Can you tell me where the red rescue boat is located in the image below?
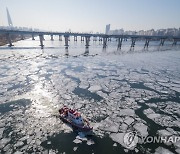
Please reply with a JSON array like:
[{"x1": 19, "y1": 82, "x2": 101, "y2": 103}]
[{"x1": 59, "y1": 106, "x2": 93, "y2": 132}]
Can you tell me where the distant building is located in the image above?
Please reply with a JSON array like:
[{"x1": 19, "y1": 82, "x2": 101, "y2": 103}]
[{"x1": 105, "y1": 24, "x2": 110, "y2": 34}]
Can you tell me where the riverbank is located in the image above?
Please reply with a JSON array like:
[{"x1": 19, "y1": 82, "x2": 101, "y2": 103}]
[{"x1": 0, "y1": 34, "x2": 29, "y2": 46}]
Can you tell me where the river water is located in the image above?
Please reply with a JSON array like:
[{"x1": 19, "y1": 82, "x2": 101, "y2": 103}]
[{"x1": 0, "y1": 36, "x2": 180, "y2": 154}]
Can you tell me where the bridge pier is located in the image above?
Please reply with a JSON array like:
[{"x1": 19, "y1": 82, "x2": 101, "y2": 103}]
[
  {"x1": 21, "y1": 35, "x2": 24, "y2": 40},
  {"x1": 85, "y1": 36, "x2": 90, "y2": 48},
  {"x1": 144, "y1": 38, "x2": 150, "y2": 49},
  {"x1": 50, "y1": 35, "x2": 54, "y2": 41},
  {"x1": 131, "y1": 38, "x2": 136, "y2": 48},
  {"x1": 39, "y1": 35, "x2": 44, "y2": 49},
  {"x1": 172, "y1": 39, "x2": 177, "y2": 46},
  {"x1": 74, "y1": 36, "x2": 77, "y2": 41},
  {"x1": 103, "y1": 37, "x2": 108, "y2": 48},
  {"x1": 84, "y1": 47, "x2": 89, "y2": 56},
  {"x1": 117, "y1": 37, "x2": 123, "y2": 50},
  {"x1": 42, "y1": 35, "x2": 45, "y2": 40},
  {"x1": 99, "y1": 37, "x2": 102, "y2": 41},
  {"x1": 59, "y1": 35, "x2": 62, "y2": 41},
  {"x1": 93, "y1": 36, "x2": 97, "y2": 41},
  {"x1": 64, "y1": 35, "x2": 69, "y2": 48},
  {"x1": 160, "y1": 38, "x2": 165, "y2": 46},
  {"x1": 7, "y1": 33, "x2": 13, "y2": 47},
  {"x1": 32, "y1": 34, "x2": 35, "y2": 40},
  {"x1": 81, "y1": 36, "x2": 84, "y2": 41}
]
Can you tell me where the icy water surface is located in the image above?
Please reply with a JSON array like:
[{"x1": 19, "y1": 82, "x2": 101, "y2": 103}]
[{"x1": 0, "y1": 37, "x2": 180, "y2": 154}]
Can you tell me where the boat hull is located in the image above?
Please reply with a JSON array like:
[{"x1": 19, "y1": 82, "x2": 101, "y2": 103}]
[{"x1": 60, "y1": 115, "x2": 93, "y2": 132}]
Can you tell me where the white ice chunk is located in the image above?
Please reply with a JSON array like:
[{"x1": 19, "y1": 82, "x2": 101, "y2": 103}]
[
  {"x1": 88, "y1": 85, "x2": 101, "y2": 92},
  {"x1": 124, "y1": 117, "x2": 134, "y2": 125},
  {"x1": 0, "y1": 138, "x2": 11, "y2": 149},
  {"x1": 14, "y1": 141, "x2": 24, "y2": 148},
  {"x1": 87, "y1": 139, "x2": 95, "y2": 145},
  {"x1": 158, "y1": 130, "x2": 172, "y2": 137},
  {"x1": 154, "y1": 147, "x2": 174, "y2": 154},
  {"x1": 0, "y1": 128, "x2": 4, "y2": 139},
  {"x1": 73, "y1": 147, "x2": 78, "y2": 151},
  {"x1": 147, "y1": 113, "x2": 161, "y2": 119},
  {"x1": 133, "y1": 123, "x2": 148, "y2": 137},
  {"x1": 73, "y1": 139, "x2": 82, "y2": 144},
  {"x1": 119, "y1": 109, "x2": 135, "y2": 116}
]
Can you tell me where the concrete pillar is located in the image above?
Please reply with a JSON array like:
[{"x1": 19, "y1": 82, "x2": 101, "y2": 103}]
[
  {"x1": 39, "y1": 34, "x2": 44, "y2": 49},
  {"x1": 81, "y1": 36, "x2": 84, "y2": 41},
  {"x1": 93, "y1": 36, "x2": 97, "y2": 41},
  {"x1": 42, "y1": 35, "x2": 45, "y2": 40},
  {"x1": 59, "y1": 35, "x2": 62, "y2": 41},
  {"x1": 21, "y1": 35, "x2": 24, "y2": 40},
  {"x1": 7, "y1": 33, "x2": 13, "y2": 47},
  {"x1": 84, "y1": 47, "x2": 89, "y2": 56},
  {"x1": 117, "y1": 37, "x2": 123, "y2": 50},
  {"x1": 64, "y1": 35, "x2": 69, "y2": 48},
  {"x1": 159, "y1": 38, "x2": 165, "y2": 46},
  {"x1": 74, "y1": 36, "x2": 77, "y2": 41},
  {"x1": 32, "y1": 34, "x2": 35, "y2": 40},
  {"x1": 85, "y1": 36, "x2": 90, "y2": 48},
  {"x1": 172, "y1": 39, "x2": 177, "y2": 46},
  {"x1": 103, "y1": 37, "x2": 108, "y2": 48},
  {"x1": 131, "y1": 38, "x2": 136, "y2": 48},
  {"x1": 144, "y1": 38, "x2": 150, "y2": 49},
  {"x1": 124, "y1": 38, "x2": 127, "y2": 41},
  {"x1": 51, "y1": 35, "x2": 54, "y2": 41},
  {"x1": 99, "y1": 37, "x2": 102, "y2": 41},
  {"x1": 65, "y1": 47, "x2": 69, "y2": 56}
]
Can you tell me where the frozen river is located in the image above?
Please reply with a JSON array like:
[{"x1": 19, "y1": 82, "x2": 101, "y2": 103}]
[{"x1": 0, "y1": 37, "x2": 180, "y2": 154}]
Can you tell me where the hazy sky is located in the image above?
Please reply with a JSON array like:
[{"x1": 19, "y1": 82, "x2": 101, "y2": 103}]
[{"x1": 0, "y1": 0, "x2": 180, "y2": 33}]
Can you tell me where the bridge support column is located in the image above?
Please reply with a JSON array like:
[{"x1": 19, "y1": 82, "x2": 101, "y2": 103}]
[
  {"x1": 172, "y1": 39, "x2": 177, "y2": 46},
  {"x1": 99, "y1": 37, "x2": 102, "y2": 41},
  {"x1": 108, "y1": 38, "x2": 111, "y2": 41},
  {"x1": 144, "y1": 38, "x2": 150, "y2": 49},
  {"x1": 74, "y1": 36, "x2": 77, "y2": 41},
  {"x1": 42, "y1": 35, "x2": 45, "y2": 40},
  {"x1": 81, "y1": 36, "x2": 84, "y2": 41},
  {"x1": 7, "y1": 33, "x2": 13, "y2": 47},
  {"x1": 59, "y1": 35, "x2": 62, "y2": 41},
  {"x1": 159, "y1": 38, "x2": 165, "y2": 46},
  {"x1": 51, "y1": 35, "x2": 54, "y2": 41},
  {"x1": 103, "y1": 37, "x2": 108, "y2": 48},
  {"x1": 64, "y1": 35, "x2": 69, "y2": 48},
  {"x1": 93, "y1": 36, "x2": 97, "y2": 41},
  {"x1": 117, "y1": 37, "x2": 123, "y2": 50},
  {"x1": 84, "y1": 47, "x2": 89, "y2": 56},
  {"x1": 39, "y1": 35, "x2": 44, "y2": 49},
  {"x1": 85, "y1": 36, "x2": 90, "y2": 48},
  {"x1": 32, "y1": 34, "x2": 35, "y2": 40},
  {"x1": 131, "y1": 38, "x2": 136, "y2": 48},
  {"x1": 21, "y1": 35, "x2": 24, "y2": 40}
]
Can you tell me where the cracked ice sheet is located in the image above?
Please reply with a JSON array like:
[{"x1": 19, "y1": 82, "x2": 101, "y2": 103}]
[{"x1": 0, "y1": 49, "x2": 180, "y2": 153}]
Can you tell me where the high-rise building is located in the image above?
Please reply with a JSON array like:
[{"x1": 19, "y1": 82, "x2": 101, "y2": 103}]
[
  {"x1": 105, "y1": 24, "x2": 110, "y2": 34},
  {"x1": 6, "y1": 7, "x2": 13, "y2": 27}
]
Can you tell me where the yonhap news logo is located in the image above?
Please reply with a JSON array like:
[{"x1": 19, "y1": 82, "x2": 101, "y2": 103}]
[{"x1": 123, "y1": 131, "x2": 180, "y2": 149}]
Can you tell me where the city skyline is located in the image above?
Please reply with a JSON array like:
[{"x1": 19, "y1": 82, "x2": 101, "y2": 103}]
[{"x1": 0, "y1": 0, "x2": 180, "y2": 33}]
